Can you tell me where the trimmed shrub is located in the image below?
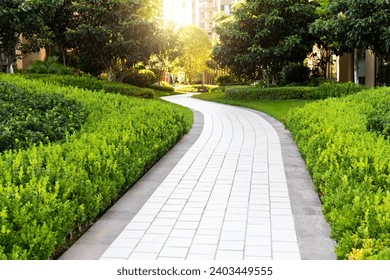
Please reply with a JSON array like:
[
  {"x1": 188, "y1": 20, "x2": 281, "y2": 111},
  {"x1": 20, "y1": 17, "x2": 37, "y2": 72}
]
[
  {"x1": 122, "y1": 69, "x2": 157, "y2": 88},
  {"x1": 316, "y1": 81, "x2": 367, "y2": 98},
  {"x1": 27, "y1": 57, "x2": 76, "y2": 75},
  {"x1": 0, "y1": 74, "x2": 192, "y2": 259},
  {"x1": 23, "y1": 74, "x2": 154, "y2": 99},
  {"x1": 225, "y1": 86, "x2": 318, "y2": 100},
  {"x1": 224, "y1": 82, "x2": 367, "y2": 101},
  {"x1": 148, "y1": 83, "x2": 175, "y2": 93},
  {"x1": 0, "y1": 81, "x2": 88, "y2": 152},
  {"x1": 285, "y1": 87, "x2": 390, "y2": 260}
]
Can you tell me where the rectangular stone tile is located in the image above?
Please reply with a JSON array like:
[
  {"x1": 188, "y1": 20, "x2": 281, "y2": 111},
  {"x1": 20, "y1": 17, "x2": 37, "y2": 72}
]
[
  {"x1": 159, "y1": 247, "x2": 189, "y2": 258},
  {"x1": 245, "y1": 236, "x2": 271, "y2": 247},
  {"x1": 128, "y1": 252, "x2": 158, "y2": 260},
  {"x1": 220, "y1": 231, "x2": 246, "y2": 241},
  {"x1": 272, "y1": 241, "x2": 300, "y2": 253},
  {"x1": 174, "y1": 221, "x2": 199, "y2": 230},
  {"x1": 222, "y1": 221, "x2": 247, "y2": 232},
  {"x1": 118, "y1": 230, "x2": 145, "y2": 239},
  {"x1": 102, "y1": 247, "x2": 132, "y2": 259},
  {"x1": 110, "y1": 238, "x2": 139, "y2": 249},
  {"x1": 272, "y1": 229, "x2": 298, "y2": 242},
  {"x1": 152, "y1": 218, "x2": 177, "y2": 227},
  {"x1": 215, "y1": 250, "x2": 243, "y2": 260},
  {"x1": 141, "y1": 233, "x2": 169, "y2": 243},
  {"x1": 218, "y1": 240, "x2": 244, "y2": 251},
  {"x1": 245, "y1": 246, "x2": 272, "y2": 257},
  {"x1": 193, "y1": 234, "x2": 219, "y2": 245},
  {"x1": 165, "y1": 237, "x2": 193, "y2": 248},
  {"x1": 186, "y1": 254, "x2": 215, "y2": 260},
  {"x1": 134, "y1": 242, "x2": 164, "y2": 253},
  {"x1": 189, "y1": 244, "x2": 217, "y2": 255},
  {"x1": 170, "y1": 229, "x2": 196, "y2": 238},
  {"x1": 272, "y1": 252, "x2": 300, "y2": 260},
  {"x1": 125, "y1": 222, "x2": 150, "y2": 231}
]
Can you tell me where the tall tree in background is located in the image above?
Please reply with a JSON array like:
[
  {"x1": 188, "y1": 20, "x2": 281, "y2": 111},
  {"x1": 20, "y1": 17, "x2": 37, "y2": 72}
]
[
  {"x1": 176, "y1": 26, "x2": 211, "y2": 84},
  {"x1": 148, "y1": 21, "x2": 181, "y2": 83},
  {"x1": 213, "y1": 0, "x2": 317, "y2": 84},
  {"x1": 44, "y1": 0, "x2": 75, "y2": 66},
  {"x1": 310, "y1": 0, "x2": 390, "y2": 84},
  {"x1": 0, "y1": 0, "x2": 58, "y2": 73},
  {"x1": 68, "y1": 0, "x2": 159, "y2": 81}
]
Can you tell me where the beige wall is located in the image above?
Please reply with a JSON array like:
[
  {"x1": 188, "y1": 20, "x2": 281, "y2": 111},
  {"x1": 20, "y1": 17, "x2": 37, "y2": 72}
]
[
  {"x1": 337, "y1": 53, "x2": 353, "y2": 83},
  {"x1": 365, "y1": 50, "x2": 376, "y2": 87},
  {"x1": 16, "y1": 49, "x2": 46, "y2": 69}
]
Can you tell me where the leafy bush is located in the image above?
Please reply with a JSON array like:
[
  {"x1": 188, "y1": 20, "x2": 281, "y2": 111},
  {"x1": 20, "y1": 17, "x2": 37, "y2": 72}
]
[
  {"x1": 0, "y1": 82, "x2": 88, "y2": 152},
  {"x1": 24, "y1": 74, "x2": 154, "y2": 98},
  {"x1": 285, "y1": 87, "x2": 390, "y2": 259},
  {"x1": 225, "y1": 86, "x2": 318, "y2": 100},
  {"x1": 366, "y1": 100, "x2": 390, "y2": 139},
  {"x1": 224, "y1": 82, "x2": 367, "y2": 101},
  {"x1": 27, "y1": 57, "x2": 76, "y2": 75},
  {"x1": 278, "y1": 63, "x2": 310, "y2": 85},
  {"x1": 148, "y1": 83, "x2": 175, "y2": 93},
  {"x1": 215, "y1": 74, "x2": 248, "y2": 86},
  {"x1": 316, "y1": 81, "x2": 367, "y2": 98},
  {"x1": 0, "y1": 74, "x2": 192, "y2": 259},
  {"x1": 122, "y1": 69, "x2": 158, "y2": 88}
]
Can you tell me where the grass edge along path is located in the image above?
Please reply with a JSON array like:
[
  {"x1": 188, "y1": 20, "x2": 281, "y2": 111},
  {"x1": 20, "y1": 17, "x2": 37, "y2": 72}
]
[{"x1": 193, "y1": 90, "x2": 312, "y2": 122}]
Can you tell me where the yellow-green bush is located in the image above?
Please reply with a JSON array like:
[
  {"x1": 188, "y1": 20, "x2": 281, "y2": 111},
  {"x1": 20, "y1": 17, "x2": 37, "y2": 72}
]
[
  {"x1": 0, "y1": 75, "x2": 192, "y2": 259},
  {"x1": 286, "y1": 87, "x2": 390, "y2": 259}
]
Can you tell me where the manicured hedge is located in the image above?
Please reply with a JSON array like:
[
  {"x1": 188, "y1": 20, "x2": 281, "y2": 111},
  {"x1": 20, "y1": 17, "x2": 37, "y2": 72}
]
[
  {"x1": 148, "y1": 83, "x2": 175, "y2": 93},
  {"x1": 0, "y1": 75, "x2": 192, "y2": 259},
  {"x1": 225, "y1": 86, "x2": 317, "y2": 100},
  {"x1": 24, "y1": 74, "x2": 155, "y2": 98},
  {"x1": 224, "y1": 81, "x2": 367, "y2": 100},
  {"x1": 286, "y1": 87, "x2": 390, "y2": 260},
  {"x1": 0, "y1": 81, "x2": 88, "y2": 152}
]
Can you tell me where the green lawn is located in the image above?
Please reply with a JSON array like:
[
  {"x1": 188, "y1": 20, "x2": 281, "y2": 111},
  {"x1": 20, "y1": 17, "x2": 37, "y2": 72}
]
[{"x1": 193, "y1": 91, "x2": 313, "y2": 122}]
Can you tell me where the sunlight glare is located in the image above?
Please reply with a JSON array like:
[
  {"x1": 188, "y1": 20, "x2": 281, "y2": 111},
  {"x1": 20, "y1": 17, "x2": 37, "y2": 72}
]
[{"x1": 163, "y1": 0, "x2": 193, "y2": 26}]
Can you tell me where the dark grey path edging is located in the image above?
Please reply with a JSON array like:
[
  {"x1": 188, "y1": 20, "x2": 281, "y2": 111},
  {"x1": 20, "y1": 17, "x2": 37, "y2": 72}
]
[
  {"x1": 244, "y1": 107, "x2": 337, "y2": 260},
  {"x1": 60, "y1": 110, "x2": 204, "y2": 260}
]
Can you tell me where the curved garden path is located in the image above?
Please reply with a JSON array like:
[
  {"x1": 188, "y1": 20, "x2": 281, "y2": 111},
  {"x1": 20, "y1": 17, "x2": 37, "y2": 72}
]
[{"x1": 60, "y1": 93, "x2": 336, "y2": 260}]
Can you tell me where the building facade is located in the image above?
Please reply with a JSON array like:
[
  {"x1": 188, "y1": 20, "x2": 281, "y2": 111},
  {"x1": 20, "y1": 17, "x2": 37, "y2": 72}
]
[
  {"x1": 193, "y1": 0, "x2": 237, "y2": 40},
  {"x1": 337, "y1": 51, "x2": 390, "y2": 87}
]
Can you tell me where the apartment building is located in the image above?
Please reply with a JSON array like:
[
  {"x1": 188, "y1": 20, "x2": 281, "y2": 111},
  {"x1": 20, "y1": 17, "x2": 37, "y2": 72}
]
[{"x1": 193, "y1": 0, "x2": 237, "y2": 40}]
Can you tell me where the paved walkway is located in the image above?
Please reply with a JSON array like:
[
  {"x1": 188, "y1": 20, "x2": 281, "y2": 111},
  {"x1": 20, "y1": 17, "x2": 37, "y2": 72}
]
[{"x1": 60, "y1": 93, "x2": 336, "y2": 260}]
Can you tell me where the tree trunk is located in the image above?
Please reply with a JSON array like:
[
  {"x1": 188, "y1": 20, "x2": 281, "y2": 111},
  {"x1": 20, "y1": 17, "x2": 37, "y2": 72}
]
[{"x1": 354, "y1": 48, "x2": 359, "y2": 84}]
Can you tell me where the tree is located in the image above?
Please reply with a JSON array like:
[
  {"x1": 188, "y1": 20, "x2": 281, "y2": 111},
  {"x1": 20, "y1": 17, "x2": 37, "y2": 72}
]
[
  {"x1": 310, "y1": 0, "x2": 390, "y2": 84},
  {"x1": 176, "y1": 26, "x2": 211, "y2": 84},
  {"x1": 148, "y1": 21, "x2": 181, "y2": 83},
  {"x1": 67, "y1": 0, "x2": 159, "y2": 81},
  {"x1": 43, "y1": 0, "x2": 76, "y2": 66},
  {"x1": 0, "y1": 0, "x2": 58, "y2": 73},
  {"x1": 213, "y1": 0, "x2": 317, "y2": 85}
]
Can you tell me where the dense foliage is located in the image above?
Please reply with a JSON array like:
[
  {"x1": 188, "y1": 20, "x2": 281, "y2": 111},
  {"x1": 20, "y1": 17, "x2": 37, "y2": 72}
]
[
  {"x1": 24, "y1": 74, "x2": 155, "y2": 98},
  {"x1": 0, "y1": 81, "x2": 88, "y2": 153},
  {"x1": 213, "y1": 0, "x2": 317, "y2": 83},
  {"x1": 286, "y1": 87, "x2": 390, "y2": 259},
  {"x1": 224, "y1": 82, "x2": 366, "y2": 100},
  {"x1": 0, "y1": 75, "x2": 192, "y2": 259}
]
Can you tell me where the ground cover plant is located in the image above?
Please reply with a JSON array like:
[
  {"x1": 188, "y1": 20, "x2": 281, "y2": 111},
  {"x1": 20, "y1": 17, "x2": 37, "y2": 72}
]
[
  {"x1": 0, "y1": 82, "x2": 88, "y2": 152},
  {"x1": 285, "y1": 87, "x2": 390, "y2": 259},
  {"x1": 224, "y1": 81, "x2": 366, "y2": 101},
  {"x1": 194, "y1": 90, "x2": 311, "y2": 122},
  {"x1": 24, "y1": 74, "x2": 155, "y2": 99},
  {"x1": 0, "y1": 74, "x2": 192, "y2": 259}
]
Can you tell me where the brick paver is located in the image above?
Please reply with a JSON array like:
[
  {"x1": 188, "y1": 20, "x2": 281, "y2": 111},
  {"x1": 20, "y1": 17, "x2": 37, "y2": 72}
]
[{"x1": 99, "y1": 93, "x2": 300, "y2": 260}]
